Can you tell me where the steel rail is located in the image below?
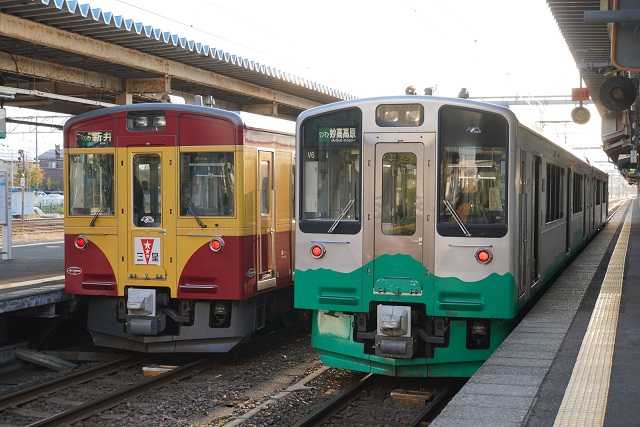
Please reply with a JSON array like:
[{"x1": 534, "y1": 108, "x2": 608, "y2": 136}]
[
  {"x1": 292, "y1": 373, "x2": 375, "y2": 427},
  {"x1": 607, "y1": 200, "x2": 626, "y2": 223},
  {"x1": 0, "y1": 356, "x2": 137, "y2": 412},
  {"x1": 27, "y1": 358, "x2": 211, "y2": 427},
  {"x1": 408, "y1": 383, "x2": 460, "y2": 427}
]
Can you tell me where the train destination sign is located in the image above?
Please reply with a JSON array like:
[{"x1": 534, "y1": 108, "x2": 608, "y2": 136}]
[
  {"x1": 318, "y1": 127, "x2": 357, "y2": 144},
  {"x1": 76, "y1": 131, "x2": 113, "y2": 147}
]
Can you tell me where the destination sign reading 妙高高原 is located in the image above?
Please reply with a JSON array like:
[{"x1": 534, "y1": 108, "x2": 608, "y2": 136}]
[{"x1": 319, "y1": 127, "x2": 357, "y2": 144}]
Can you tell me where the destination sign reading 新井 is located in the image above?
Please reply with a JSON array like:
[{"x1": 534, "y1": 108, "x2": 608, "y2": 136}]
[
  {"x1": 318, "y1": 127, "x2": 357, "y2": 144},
  {"x1": 76, "y1": 131, "x2": 113, "y2": 147}
]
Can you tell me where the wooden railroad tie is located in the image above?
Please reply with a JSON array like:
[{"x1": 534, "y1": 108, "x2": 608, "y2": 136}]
[{"x1": 389, "y1": 389, "x2": 433, "y2": 406}]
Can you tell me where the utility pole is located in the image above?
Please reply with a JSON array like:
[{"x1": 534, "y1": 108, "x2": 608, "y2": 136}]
[
  {"x1": 0, "y1": 170, "x2": 11, "y2": 261},
  {"x1": 34, "y1": 116, "x2": 38, "y2": 162},
  {"x1": 18, "y1": 149, "x2": 25, "y2": 221}
]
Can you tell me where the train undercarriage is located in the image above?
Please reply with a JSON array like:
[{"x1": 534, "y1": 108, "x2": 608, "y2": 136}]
[{"x1": 86, "y1": 287, "x2": 293, "y2": 352}]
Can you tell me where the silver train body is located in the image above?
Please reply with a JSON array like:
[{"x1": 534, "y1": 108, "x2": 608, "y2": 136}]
[{"x1": 294, "y1": 96, "x2": 608, "y2": 376}]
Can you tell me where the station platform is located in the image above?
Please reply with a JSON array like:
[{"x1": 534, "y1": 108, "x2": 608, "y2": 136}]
[
  {"x1": 432, "y1": 199, "x2": 637, "y2": 427},
  {"x1": 0, "y1": 276, "x2": 67, "y2": 316}
]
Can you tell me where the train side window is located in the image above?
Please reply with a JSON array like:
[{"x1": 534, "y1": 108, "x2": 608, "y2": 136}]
[
  {"x1": 545, "y1": 164, "x2": 563, "y2": 223},
  {"x1": 381, "y1": 152, "x2": 417, "y2": 235},
  {"x1": 68, "y1": 153, "x2": 114, "y2": 216},
  {"x1": 573, "y1": 174, "x2": 583, "y2": 213},
  {"x1": 180, "y1": 152, "x2": 234, "y2": 217},
  {"x1": 260, "y1": 160, "x2": 271, "y2": 215},
  {"x1": 133, "y1": 154, "x2": 162, "y2": 227}
]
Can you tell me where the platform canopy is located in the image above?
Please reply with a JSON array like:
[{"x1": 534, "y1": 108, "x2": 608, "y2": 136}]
[
  {"x1": 548, "y1": 0, "x2": 640, "y2": 184},
  {"x1": 0, "y1": 0, "x2": 352, "y2": 118}
]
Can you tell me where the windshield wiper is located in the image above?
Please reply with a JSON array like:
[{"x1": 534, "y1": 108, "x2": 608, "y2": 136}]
[
  {"x1": 443, "y1": 199, "x2": 472, "y2": 237},
  {"x1": 328, "y1": 198, "x2": 355, "y2": 233},
  {"x1": 188, "y1": 202, "x2": 207, "y2": 229},
  {"x1": 89, "y1": 207, "x2": 103, "y2": 227}
]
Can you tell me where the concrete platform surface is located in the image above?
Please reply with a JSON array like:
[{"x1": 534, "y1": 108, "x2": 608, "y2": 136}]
[
  {"x1": 0, "y1": 276, "x2": 67, "y2": 315},
  {"x1": 0, "y1": 240, "x2": 64, "y2": 285},
  {"x1": 432, "y1": 201, "x2": 632, "y2": 427}
]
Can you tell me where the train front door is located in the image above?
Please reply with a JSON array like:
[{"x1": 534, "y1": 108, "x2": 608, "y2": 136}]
[
  {"x1": 125, "y1": 148, "x2": 177, "y2": 289},
  {"x1": 373, "y1": 143, "x2": 424, "y2": 293},
  {"x1": 257, "y1": 150, "x2": 276, "y2": 291}
]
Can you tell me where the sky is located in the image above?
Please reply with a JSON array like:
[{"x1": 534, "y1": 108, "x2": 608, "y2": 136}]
[{"x1": 0, "y1": 0, "x2": 623, "y2": 178}]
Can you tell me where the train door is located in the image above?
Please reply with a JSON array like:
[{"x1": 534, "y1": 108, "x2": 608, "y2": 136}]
[
  {"x1": 126, "y1": 148, "x2": 177, "y2": 287},
  {"x1": 518, "y1": 150, "x2": 528, "y2": 298},
  {"x1": 373, "y1": 143, "x2": 424, "y2": 290},
  {"x1": 257, "y1": 150, "x2": 276, "y2": 291},
  {"x1": 586, "y1": 178, "x2": 591, "y2": 233},
  {"x1": 532, "y1": 156, "x2": 541, "y2": 284},
  {"x1": 592, "y1": 181, "x2": 597, "y2": 231},
  {"x1": 580, "y1": 175, "x2": 589, "y2": 239},
  {"x1": 566, "y1": 169, "x2": 572, "y2": 253}
]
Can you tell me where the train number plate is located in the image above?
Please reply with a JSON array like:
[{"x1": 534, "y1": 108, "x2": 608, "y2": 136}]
[{"x1": 134, "y1": 237, "x2": 161, "y2": 265}]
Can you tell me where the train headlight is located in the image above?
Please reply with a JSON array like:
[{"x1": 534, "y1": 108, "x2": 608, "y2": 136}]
[
  {"x1": 152, "y1": 115, "x2": 166, "y2": 127},
  {"x1": 310, "y1": 244, "x2": 325, "y2": 259},
  {"x1": 209, "y1": 237, "x2": 225, "y2": 253},
  {"x1": 127, "y1": 112, "x2": 167, "y2": 130},
  {"x1": 74, "y1": 236, "x2": 89, "y2": 250},
  {"x1": 475, "y1": 249, "x2": 493, "y2": 264}
]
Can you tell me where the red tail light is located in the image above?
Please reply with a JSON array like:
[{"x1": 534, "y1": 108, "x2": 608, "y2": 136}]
[
  {"x1": 475, "y1": 249, "x2": 493, "y2": 264},
  {"x1": 209, "y1": 237, "x2": 224, "y2": 253},
  {"x1": 74, "y1": 236, "x2": 89, "y2": 250},
  {"x1": 310, "y1": 244, "x2": 325, "y2": 259}
]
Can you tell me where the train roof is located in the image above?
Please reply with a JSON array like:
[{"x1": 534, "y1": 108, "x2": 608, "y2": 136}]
[
  {"x1": 64, "y1": 103, "x2": 294, "y2": 135},
  {"x1": 296, "y1": 95, "x2": 516, "y2": 123},
  {"x1": 297, "y1": 96, "x2": 607, "y2": 176}
]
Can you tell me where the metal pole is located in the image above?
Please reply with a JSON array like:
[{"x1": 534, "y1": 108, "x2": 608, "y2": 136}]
[
  {"x1": 21, "y1": 153, "x2": 25, "y2": 222},
  {"x1": 1, "y1": 171, "x2": 11, "y2": 260},
  {"x1": 34, "y1": 117, "x2": 38, "y2": 162}
]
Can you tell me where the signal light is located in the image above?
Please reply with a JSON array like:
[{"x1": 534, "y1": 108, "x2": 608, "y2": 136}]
[
  {"x1": 74, "y1": 236, "x2": 88, "y2": 250},
  {"x1": 310, "y1": 244, "x2": 325, "y2": 259},
  {"x1": 209, "y1": 237, "x2": 224, "y2": 253},
  {"x1": 475, "y1": 249, "x2": 492, "y2": 264}
]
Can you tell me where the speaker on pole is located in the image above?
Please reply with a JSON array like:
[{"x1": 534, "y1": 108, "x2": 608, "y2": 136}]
[{"x1": 599, "y1": 75, "x2": 637, "y2": 112}]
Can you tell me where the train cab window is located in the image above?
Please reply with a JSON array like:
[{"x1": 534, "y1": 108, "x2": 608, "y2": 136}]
[
  {"x1": 381, "y1": 153, "x2": 417, "y2": 235},
  {"x1": 133, "y1": 154, "x2": 162, "y2": 227},
  {"x1": 68, "y1": 154, "x2": 114, "y2": 216},
  {"x1": 299, "y1": 108, "x2": 362, "y2": 234},
  {"x1": 437, "y1": 106, "x2": 508, "y2": 237},
  {"x1": 180, "y1": 152, "x2": 234, "y2": 217}
]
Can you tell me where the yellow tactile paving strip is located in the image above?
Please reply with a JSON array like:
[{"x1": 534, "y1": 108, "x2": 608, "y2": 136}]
[{"x1": 554, "y1": 203, "x2": 633, "y2": 427}]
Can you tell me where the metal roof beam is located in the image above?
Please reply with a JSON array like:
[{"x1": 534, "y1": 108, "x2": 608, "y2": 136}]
[
  {"x1": 0, "y1": 85, "x2": 116, "y2": 108},
  {"x1": 0, "y1": 50, "x2": 122, "y2": 93},
  {"x1": 0, "y1": 12, "x2": 319, "y2": 111}
]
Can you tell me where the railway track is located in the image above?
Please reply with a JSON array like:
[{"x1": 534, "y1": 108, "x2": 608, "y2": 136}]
[
  {"x1": 0, "y1": 355, "x2": 211, "y2": 426},
  {"x1": 293, "y1": 374, "x2": 461, "y2": 427},
  {"x1": 10, "y1": 218, "x2": 63, "y2": 234}
]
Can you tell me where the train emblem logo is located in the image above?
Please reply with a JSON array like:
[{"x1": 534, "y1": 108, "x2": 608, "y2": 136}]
[{"x1": 134, "y1": 237, "x2": 161, "y2": 265}]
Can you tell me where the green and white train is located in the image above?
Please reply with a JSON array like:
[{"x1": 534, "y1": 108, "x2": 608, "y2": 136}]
[{"x1": 294, "y1": 96, "x2": 608, "y2": 377}]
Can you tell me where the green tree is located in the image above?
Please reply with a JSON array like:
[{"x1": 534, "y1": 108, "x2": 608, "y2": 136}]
[{"x1": 27, "y1": 164, "x2": 44, "y2": 190}]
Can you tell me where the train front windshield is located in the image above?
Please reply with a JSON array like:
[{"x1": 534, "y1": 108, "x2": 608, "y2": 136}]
[
  {"x1": 437, "y1": 106, "x2": 509, "y2": 237},
  {"x1": 299, "y1": 108, "x2": 362, "y2": 234}
]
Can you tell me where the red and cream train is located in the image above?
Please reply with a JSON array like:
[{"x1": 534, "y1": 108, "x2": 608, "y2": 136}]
[{"x1": 63, "y1": 104, "x2": 294, "y2": 352}]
